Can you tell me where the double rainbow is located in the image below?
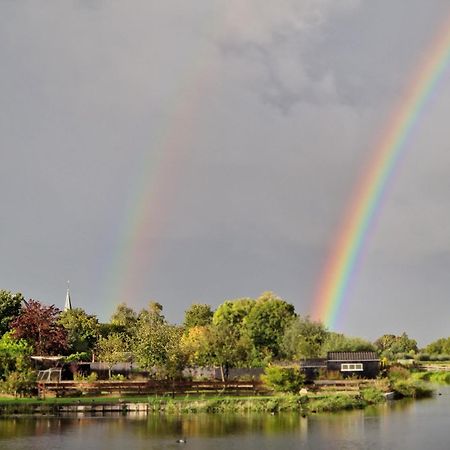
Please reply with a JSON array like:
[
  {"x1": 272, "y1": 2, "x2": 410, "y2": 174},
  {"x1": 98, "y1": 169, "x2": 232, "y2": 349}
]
[{"x1": 312, "y1": 17, "x2": 450, "y2": 329}]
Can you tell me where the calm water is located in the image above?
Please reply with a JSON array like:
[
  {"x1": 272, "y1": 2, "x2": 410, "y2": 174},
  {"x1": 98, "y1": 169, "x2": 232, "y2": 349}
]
[{"x1": 1, "y1": 387, "x2": 449, "y2": 450}]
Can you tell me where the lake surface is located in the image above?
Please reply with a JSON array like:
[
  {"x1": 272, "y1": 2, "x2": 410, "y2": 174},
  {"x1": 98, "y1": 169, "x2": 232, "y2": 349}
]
[{"x1": 1, "y1": 387, "x2": 449, "y2": 450}]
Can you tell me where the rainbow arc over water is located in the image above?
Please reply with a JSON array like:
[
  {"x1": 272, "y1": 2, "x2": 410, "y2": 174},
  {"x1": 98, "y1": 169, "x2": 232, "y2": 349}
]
[{"x1": 312, "y1": 17, "x2": 450, "y2": 328}]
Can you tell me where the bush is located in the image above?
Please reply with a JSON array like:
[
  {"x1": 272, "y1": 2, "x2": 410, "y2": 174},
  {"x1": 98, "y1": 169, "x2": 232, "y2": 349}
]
[
  {"x1": 360, "y1": 387, "x2": 385, "y2": 404},
  {"x1": 261, "y1": 365, "x2": 305, "y2": 393},
  {"x1": 393, "y1": 379, "x2": 433, "y2": 398},
  {"x1": 413, "y1": 371, "x2": 450, "y2": 384},
  {"x1": 321, "y1": 369, "x2": 342, "y2": 380},
  {"x1": 388, "y1": 365, "x2": 410, "y2": 381},
  {"x1": 412, "y1": 371, "x2": 431, "y2": 381},
  {"x1": 74, "y1": 372, "x2": 98, "y2": 382},
  {"x1": 65, "y1": 352, "x2": 90, "y2": 362},
  {"x1": 0, "y1": 370, "x2": 36, "y2": 397},
  {"x1": 308, "y1": 394, "x2": 362, "y2": 413},
  {"x1": 110, "y1": 374, "x2": 126, "y2": 381},
  {"x1": 434, "y1": 372, "x2": 450, "y2": 384}
]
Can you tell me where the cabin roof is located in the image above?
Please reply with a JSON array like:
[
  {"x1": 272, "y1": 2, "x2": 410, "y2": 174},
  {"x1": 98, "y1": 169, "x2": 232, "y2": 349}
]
[
  {"x1": 299, "y1": 358, "x2": 327, "y2": 368},
  {"x1": 327, "y1": 351, "x2": 379, "y2": 361}
]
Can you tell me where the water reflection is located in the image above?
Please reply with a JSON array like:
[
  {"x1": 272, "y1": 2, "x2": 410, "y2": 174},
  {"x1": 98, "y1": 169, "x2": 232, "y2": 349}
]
[{"x1": 0, "y1": 388, "x2": 448, "y2": 450}]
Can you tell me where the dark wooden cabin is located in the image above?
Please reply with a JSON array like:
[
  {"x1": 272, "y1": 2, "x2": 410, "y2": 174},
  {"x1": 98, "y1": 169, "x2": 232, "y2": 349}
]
[
  {"x1": 300, "y1": 351, "x2": 380, "y2": 379},
  {"x1": 326, "y1": 351, "x2": 380, "y2": 378},
  {"x1": 299, "y1": 358, "x2": 327, "y2": 380}
]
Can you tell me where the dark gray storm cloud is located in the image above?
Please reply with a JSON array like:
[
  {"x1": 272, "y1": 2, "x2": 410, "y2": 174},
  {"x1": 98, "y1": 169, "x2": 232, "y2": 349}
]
[{"x1": 1, "y1": 0, "x2": 449, "y2": 344}]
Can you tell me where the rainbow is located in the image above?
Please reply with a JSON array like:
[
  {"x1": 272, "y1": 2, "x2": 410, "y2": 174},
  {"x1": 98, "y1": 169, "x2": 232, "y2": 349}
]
[
  {"x1": 99, "y1": 47, "x2": 220, "y2": 314},
  {"x1": 98, "y1": 9, "x2": 225, "y2": 316},
  {"x1": 312, "y1": 17, "x2": 450, "y2": 329}
]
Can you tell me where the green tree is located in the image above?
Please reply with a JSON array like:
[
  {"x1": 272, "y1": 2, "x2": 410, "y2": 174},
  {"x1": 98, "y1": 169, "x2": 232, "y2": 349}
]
[
  {"x1": 425, "y1": 337, "x2": 450, "y2": 355},
  {"x1": 282, "y1": 316, "x2": 328, "y2": 359},
  {"x1": 0, "y1": 332, "x2": 32, "y2": 380},
  {"x1": 0, "y1": 369, "x2": 36, "y2": 397},
  {"x1": 96, "y1": 333, "x2": 131, "y2": 378},
  {"x1": 0, "y1": 332, "x2": 35, "y2": 397},
  {"x1": 391, "y1": 333, "x2": 418, "y2": 355},
  {"x1": 183, "y1": 303, "x2": 213, "y2": 330},
  {"x1": 160, "y1": 325, "x2": 186, "y2": 380},
  {"x1": 59, "y1": 308, "x2": 99, "y2": 357},
  {"x1": 323, "y1": 332, "x2": 375, "y2": 353},
  {"x1": 110, "y1": 302, "x2": 138, "y2": 332},
  {"x1": 207, "y1": 322, "x2": 253, "y2": 381},
  {"x1": 133, "y1": 313, "x2": 186, "y2": 379},
  {"x1": 245, "y1": 292, "x2": 296, "y2": 358},
  {"x1": 374, "y1": 334, "x2": 397, "y2": 353},
  {"x1": 181, "y1": 322, "x2": 253, "y2": 380},
  {"x1": 0, "y1": 290, "x2": 24, "y2": 336},
  {"x1": 180, "y1": 326, "x2": 212, "y2": 368},
  {"x1": 213, "y1": 297, "x2": 254, "y2": 329},
  {"x1": 98, "y1": 322, "x2": 125, "y2": 337},
  {"x1": 137, "y1": 301, "x2": 165, "y2": 326},
  {"x1": 261, "y1": 365, "x2": 305, "y2": 393},
  {"x1": 374, "y1": 332, "x2": 418, "y2": 359},
  {"x1": 212, "y1": 297, "x2": 257, "y2": 367}
]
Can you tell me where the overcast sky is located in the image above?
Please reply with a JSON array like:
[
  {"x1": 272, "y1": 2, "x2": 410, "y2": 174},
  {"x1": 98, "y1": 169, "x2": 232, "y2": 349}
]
[{"x1": 1, "y1": 0, "x2": 449, "y2": 345}]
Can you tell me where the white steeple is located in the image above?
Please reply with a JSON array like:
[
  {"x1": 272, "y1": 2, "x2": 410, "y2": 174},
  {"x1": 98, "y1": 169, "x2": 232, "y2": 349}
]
[{"x1": 64, "y1": 281, "x2": 72, "y2": 311}]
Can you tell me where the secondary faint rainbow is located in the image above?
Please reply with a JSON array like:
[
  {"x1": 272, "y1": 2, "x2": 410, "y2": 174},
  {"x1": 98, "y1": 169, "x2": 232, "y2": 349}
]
[
  {"x1": 98, "y1": 5, "x2": 250, "y2": 317},
  {"x1": 102, "y1": 65, "x2": 217, "y2": 312},
  {"x1": 312, "y1": 16, "x2": 450, "y2": 329},
  {"x1": 99, "y1": 39, "x2": 222, "y2": 314}
]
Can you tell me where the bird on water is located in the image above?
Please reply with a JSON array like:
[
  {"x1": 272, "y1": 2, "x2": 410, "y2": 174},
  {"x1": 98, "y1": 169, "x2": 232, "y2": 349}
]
[{"x1": 176, "y1": 438, "x2": 187, "y2": 444}]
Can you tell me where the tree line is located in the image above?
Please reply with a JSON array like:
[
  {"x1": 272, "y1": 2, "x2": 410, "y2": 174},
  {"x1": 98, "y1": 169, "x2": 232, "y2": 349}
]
[{"x1": 1, "y1": 289, "x2": 449, "y2": 387}]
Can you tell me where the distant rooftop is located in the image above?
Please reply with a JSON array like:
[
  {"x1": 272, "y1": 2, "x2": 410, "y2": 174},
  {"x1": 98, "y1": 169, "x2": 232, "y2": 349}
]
[{"x1": 327, "y1": 351, "x2": 379, "y2": 361}]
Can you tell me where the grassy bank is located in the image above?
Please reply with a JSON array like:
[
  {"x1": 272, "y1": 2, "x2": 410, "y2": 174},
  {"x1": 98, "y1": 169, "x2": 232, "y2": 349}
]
[
  {"x1": 0, "y1": 389, "x2": 388, "y2": 415},
  {"x1": 411, "y1": 371, "x2": 450, "y2": 384},
  {"x1": 0, "y1": 374, "x2": 437, "y2": 415},
  {"x1": 391, "y1": 379, "x2": 433, "y2": 398},
  {"x1": 144, "y1": 394, "x2": 369, "y2": 414}
]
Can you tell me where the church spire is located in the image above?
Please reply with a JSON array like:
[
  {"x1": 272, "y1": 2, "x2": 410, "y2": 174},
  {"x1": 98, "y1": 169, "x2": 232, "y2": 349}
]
[{"x1": 64, "y1": 281, "x2": 72, "y2": 311}]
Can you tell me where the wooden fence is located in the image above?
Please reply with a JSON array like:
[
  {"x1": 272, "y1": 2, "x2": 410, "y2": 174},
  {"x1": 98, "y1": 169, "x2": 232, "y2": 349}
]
[
  {"x1": 420, "y1": 364, "x2": 450, "y2": 372},
  {"x1": 37, "y1": 380, "x2": 267, "y2": 398},
  {"x1": 37, "y1": 378, "x2": 383, "y2": 398},
  {"x1": 312, "y1": 379, "x2": 381, "y2": 393}
]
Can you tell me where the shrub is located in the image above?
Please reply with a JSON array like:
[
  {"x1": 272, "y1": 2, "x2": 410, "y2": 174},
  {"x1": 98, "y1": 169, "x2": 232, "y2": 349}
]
[
  {"x1": 110, "y1": 374, "x2": 126, "y2": 381},
  {"x1": 412, "y1": 371, "x2": 431, "y2": 381},
  {"x1": 360, "y1": 387, "x2": 385, "y2": 404},
  {"x1": 393, "y1": 379, "x2": 433, "y2": 398},
  {"x1": 308, "y1": 394, "x2": 362, "y2": 413},
  {"x1": 388, "y1": 365, "x2": 410, "y2": 381},
  {"x1": 65, "y1": 352, "x2": 90, "y2": 362},
  {"x1": 0, "y1": 369, "x2": 36, "y2": 397},
  {"x1": 261, "y1": 365, "x2": 305, "y2": 393},
  {"x1": 74, "y1": 371, "x2": 98, "y2": 382},
  {"x1": 87, "y1": 372, "x2": 98, "y2": 382},
  {"x1": 415, "y1": 371, "x2": 450, "y2": 384},
  {"x1": 321, "y1": 369, "x2": 343, "y2": 380}
]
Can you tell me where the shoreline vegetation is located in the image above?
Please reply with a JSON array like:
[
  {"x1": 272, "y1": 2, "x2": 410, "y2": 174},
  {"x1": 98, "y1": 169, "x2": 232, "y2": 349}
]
[
  {"x1": 0, "y1": 394, "x2": 371, "y2": 415},
  {"x1": 0, "y1": 375, "x2": 438, "y2": 416},
  {"x1": 0, "y1": 290, "x2": 448, "y2": 417}
]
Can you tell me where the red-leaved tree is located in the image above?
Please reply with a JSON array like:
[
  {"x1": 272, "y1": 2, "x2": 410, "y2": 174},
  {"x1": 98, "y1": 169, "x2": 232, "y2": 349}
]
[{"x1": 11, "y1": 299, "x2": 68, "y2": 355}]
